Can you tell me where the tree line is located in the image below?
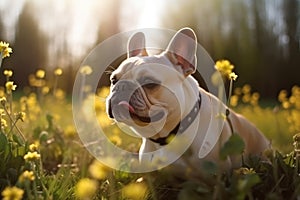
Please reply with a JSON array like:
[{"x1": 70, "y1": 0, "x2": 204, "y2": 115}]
[
  {"x1": 160, "y1": 0, "x2": 300, "y2": 98},
  {"x1": 0, "y1": 0, "x2": 299, "y2": 98}
]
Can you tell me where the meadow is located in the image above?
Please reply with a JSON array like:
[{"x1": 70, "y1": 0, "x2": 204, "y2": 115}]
[{"x1": 0, "y1": 42, "x2": 300, "y2": 199}]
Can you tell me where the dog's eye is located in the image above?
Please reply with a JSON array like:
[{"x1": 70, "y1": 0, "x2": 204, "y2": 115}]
[
  {"x1": 144, "y1": 83, "x2": 159, "y2": 89},
  {"x1": 110, "y1": 76, "x2": 118, "y2": 85},
  {"x1": 139, "y1": 77, "x2": 160, "y2": 89}
]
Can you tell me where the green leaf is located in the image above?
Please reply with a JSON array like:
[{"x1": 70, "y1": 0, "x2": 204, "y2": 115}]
[
  {"x1": 46, "y1": 114, "x2": 54, "y2": 130},
  {"x1": 178, "y1": 181, "x2": 210, "y2": 200},
  {"x1": 7, "y1": 168, "x2": 18, "y2": 183},
  {"x1": 237, "y1": 174, "x2": 261, "y2": 195},
  {"x1": 0, "y1": 133, "x2": 8, "y2": 151},
  {"x1": 220, "y1": 134, "x2": 245, "y2": 160},
  {"x1": 17, "y1": 146, "x2": 26, "y2": 157},
  {"x1": 39, "y1": 131, "x2": 49, "y2": 143},
  {"x1": 0, "y1": 178, "x2": 9, "y2": 189},
  {"x1": 202, "y1": 161, "x2": 218, "y2": 175},
  {"x1": 12, "y1": 134, "x2": 23, "y2": 146}
]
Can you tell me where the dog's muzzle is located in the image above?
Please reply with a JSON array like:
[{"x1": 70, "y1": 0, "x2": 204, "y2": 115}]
[{"x1": 107, "y1": 80, "x2": 164, "y2": 123}]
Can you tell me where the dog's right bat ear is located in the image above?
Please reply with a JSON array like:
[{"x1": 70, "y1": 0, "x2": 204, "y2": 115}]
[
  {"x1": 127, "y1": 32, "x2": 148, "y2": 58},
  {"x1": 166, "y1": 28, "x2": 197, "y2": 77}
]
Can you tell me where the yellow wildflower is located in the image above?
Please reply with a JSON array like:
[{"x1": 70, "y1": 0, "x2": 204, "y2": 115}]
[
  {"x1": 36, "y1": 69, "x2": 45, "y2": 79},
  {"x1": 234, "y1": 87, "x2": 242, "y2": 96},
  {"x1": 0, "y1": 41, "x2": 13, "y2": 58},
  {"x1": 0, "y1": 96, "x2": 7, "y2": 106},
  {"x1": 97, "y1": 87, "x2": 110, "y2": 98},
  {"x1": 278, "y1": 90, "x2": 288, "y2": 103},
  {"x1": 109, "y1": 135, "x2": 122, "y2": 146},
  {"x1": 19, "y1": 170, "x2": 35, "y2": 182},
  {"x1": 293, "y1": 133, "x2": 300, "y2": 142},
  {"x1": 122, "y1": 182, "x2": 148, "y2": 200},
  {"x1": 282, "y1": 101, "x2": 290, "y2": 109},
  {"x1": 0, "y1": 108, "x2": 5, "y2": 116},
  {"x1": 230, "y1": 95, "x2": 239, "y2": 107},
  {"x1": 242, "y1": 94, "x2": 251, "y2": 103},
  {"x1": 292, "y1": 85, "x2": 300, "y2": 95},
  {"x1": 1, "y1": 118, "x2": 7, "y2": 128},
  {"x1": 29, "y1": 143, "x2": 39, "y2": 152},
  {"x1": 15, "y1": 112, "x2": 26, "y2": 122},
  {"x1": 80, "y1": 65, "x2": 93, "y2": 75},
  {"x1": 1, "y1": 186, "x2": 24, "y2": 200},
  {"x1": 36, "y1": 78, "x2": 47, "y2": 87},
  {"x1": 54, "y1": 89, "x2": 65, "y2": 100},
  {"x1": 291, "y1": 85, "x2": 300, "y2": 109},
  {"x1": 88, "y1": 160, "x2": 111, "y2": 180},
  {"x1": 250, "y1": 92, "x2": 260, "y2": 106},
  {"x1": 215, "y1": 59, "x2": 234, "y2": 77},
  {"x1": 64, "y1": 125, "x2": 76, "y2": 138},
  {"x1": 289, "y1": 95, "x2": 296, "y2": 104},
  {"x1": 5, "y1": 81, "x2": 17, "y2": 94},
  {"x1": 242, "y1": 84, "x2": 251, "y2": 94},
  {"x1": 24, "y1": 151, "x2": 41, "y2": 161},
  {"x1": 94, "y1": 98, "x2": 103, "y2": 112},
  {"x1": 234, "y1": 167, "x2": 256, "y2": 175},
  {"x1": 54, "y1": 68, "x2": 63, "y2": 76},
  {"x1": 229, "y1": 72, "x2": 238, "y2": 81},
  {"x1": 28, "y1": 74, "x2": 39, "y2": 87},
  {"x1": 19, "y1": 96, "x2": 27, "y2": 111},
  {"x1": 289, "y1": 110, "x2": 300, "y2": 132},
  {"x1": 75, "y1": 178, "x2": 98, "y2": 200},
  {"x1": 3, "y1": 70, "x2": 13, "y2": 77},
  {"x1": 42, "y1": 86, "x2": 50, "y2": 95}
]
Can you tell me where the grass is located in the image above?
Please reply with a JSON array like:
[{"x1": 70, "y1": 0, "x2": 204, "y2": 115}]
[{"x1": 0, "y1": 52, "x2": 300, "y2": 199}]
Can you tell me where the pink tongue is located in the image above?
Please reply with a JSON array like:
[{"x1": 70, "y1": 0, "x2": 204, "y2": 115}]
[{"x1": 118, "y1": 101, "x2": 135, "y2": 113}]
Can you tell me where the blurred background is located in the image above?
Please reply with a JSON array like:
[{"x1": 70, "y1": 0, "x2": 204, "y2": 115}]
[{"x1": 0, "y1": 0, "x2": 299, "y2": 99}]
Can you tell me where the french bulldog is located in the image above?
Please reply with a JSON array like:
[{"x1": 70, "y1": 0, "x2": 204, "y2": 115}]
[{"x1": 106, "y1": 28, "x2": 269, "y2": 178}]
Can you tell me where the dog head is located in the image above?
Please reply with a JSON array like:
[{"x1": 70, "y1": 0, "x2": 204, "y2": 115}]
[{"x1": 106, "y1": 28, "x2": 198, "y2": 138}]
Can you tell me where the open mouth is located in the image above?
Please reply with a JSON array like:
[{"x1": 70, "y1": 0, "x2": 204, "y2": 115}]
[{"x1": 118, "y1": 101, "x2": 164, "y2": 123}]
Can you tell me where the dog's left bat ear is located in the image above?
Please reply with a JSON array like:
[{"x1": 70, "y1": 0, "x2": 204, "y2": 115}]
[
  {"x1": 166, "y1": 28, "x2": 197, "y2": 77},
  {"x1": 127, "y1": 32, "x2": 148, "y2": 58}
]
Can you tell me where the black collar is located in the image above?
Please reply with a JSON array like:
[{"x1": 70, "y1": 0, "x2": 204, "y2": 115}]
[{"x1": 149, "y1": 92, "x2": 202, "y2": 145}]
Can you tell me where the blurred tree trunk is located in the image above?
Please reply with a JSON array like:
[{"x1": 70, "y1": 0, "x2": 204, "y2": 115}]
[
  {"x1": 96, "y1": 0, "x2": 121, "y2": 87},
  {"x1": 251, "y1": 0, "x2": 281, "y2": 97},
  {"x1": 96, "y1": 0, "x2": 121, "y2": 43},
  {"x1": 0, "y1": 16, "x2": 3, "y2": 40},
  {"x1": 10, "y1": 2, "x2": 48, "y2": 88},
  {"x1": 282, "y1": 0, "x2": 300, "y2": 88}
]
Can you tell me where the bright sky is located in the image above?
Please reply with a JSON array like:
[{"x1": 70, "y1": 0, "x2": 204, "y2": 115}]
[
  {"x1": 0, "y1": 0, "x2": 24, "y2": 40},
  {"x1": 0, "y1": 0, "x2": 288, "y2": 65},
  {"x1": 0, "y1": 0, "x2": 165, "y2": 62}
]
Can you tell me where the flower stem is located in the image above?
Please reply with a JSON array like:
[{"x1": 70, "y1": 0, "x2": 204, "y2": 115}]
[
  {"x1": 53, "y1": 76, "x2": 58, "y2": 96},
  {"x1": 227, "y1": 79, "x2": 233, "y2": 106},
  {"x1": 7, "y1": 118, "x2": 18, "y2": 135},
  {"x1": 2, "y1": 106, "x2": 25, "y2": 142}
]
